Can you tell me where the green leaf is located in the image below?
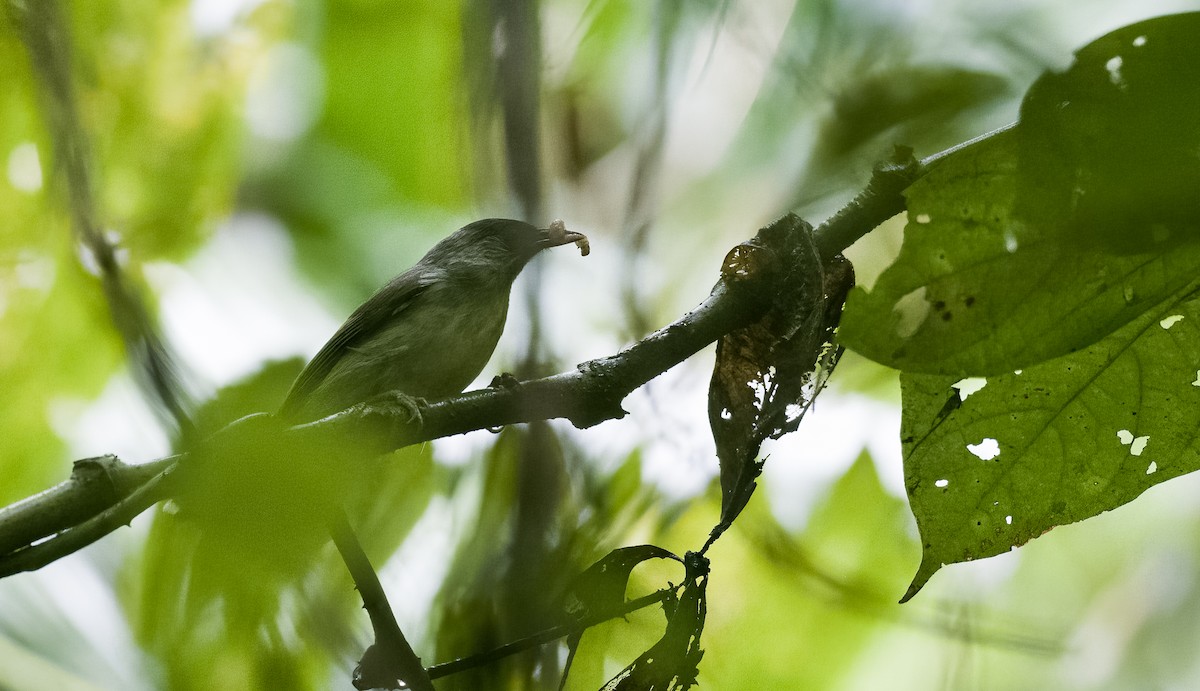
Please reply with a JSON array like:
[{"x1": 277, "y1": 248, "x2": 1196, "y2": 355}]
[
  {"x1": 561, "y1": 545, "x2": 679, "y2": 625},
  {"x1": 1014, "y1": 13, "x2": 1200, "y2": 254},
  {"x1": 602, "y1": 555, "x2": 708, "y2": 691},
  {"x1": 901, "y1": 286, "x2": 1200, "y2": 601},
  {"x1": 840, "y1": 12, "x2": 1200, "y2": 377},
  {"x1": 837, "y1": 10, "x2": 1200, "y2": 601},
  {"x1": 840, "y1": 126, "x2": 1200, "y2": 377}
]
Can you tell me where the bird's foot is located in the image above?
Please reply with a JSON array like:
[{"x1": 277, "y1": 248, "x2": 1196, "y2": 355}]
[
  {"x1": 489, "y1": 372, "x2": 522, "y2": 390},
  {"x1": 485, "y1": 373, "x2": 521, "y2": 434},
  {"x1": 364, "y1": 391, "x2": 426, "y2": 425}
]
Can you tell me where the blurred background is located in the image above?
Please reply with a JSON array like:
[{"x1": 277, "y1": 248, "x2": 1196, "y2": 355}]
[{"x1": 3, "y1": 0, "x2": 1200, "y2": 689}]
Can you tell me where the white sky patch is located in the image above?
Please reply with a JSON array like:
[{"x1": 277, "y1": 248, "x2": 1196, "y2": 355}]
[
  {"x1": 762, "y1": 390, "x2": 904, "y2": 531},
  {"x1": 6, "y1": 142, "x2": 42, "y2": 192},
  {"x1": 619, "y1": 364, "x2": 717, "y2": 501},
  {"x1": 1160, "y1": 314, "x2": 1184, "y2": 329},
  {"x1": 495, "y1": 357, "x2": 720, "y2": 505},
  {"x1": 14, "y1": 252, "x2": 55, "y2": 292},
  {"x1": 659, "y1": 0, "x2": 795, "y2": 179},
  {"x1": 190, "y1": 0, "x2": 267, "y2": 36},
  {"x1": 935, "y1": 478, "x2": 949, "y2": 488},
  {"x1": 246, "y1": 43, "x2": 325, "y2": 141},
  {"x1": 433, "y1": 429, "x2": 504, "y2": 469},
  {"x1": 146, "y1": 213, "x2": 342, "y2": 389},
  {"x1": 915, "y1": 213, "x2": 932, "y2": 224},
  {"x1": 377, "y1": 498, "x2": 458, "y2": 646},
  {"x1": 1193, "y1": 371, "x2": 1200, "y2": 387},
  {"x1": 967, "y1": 437, "x2": 1000, "y2": 461},
  {"x1": 1147, "y1": 461, "x2": 1158, "y2": 475},
  {"x1": 49, "y1": 374, "x2": 170, "y2": 462},
  {"x1": 1133, "y1": 35, "x2": 1147, "y2": 47},
  {"x1": 12, "y1": 554, "x2": 150, "y2": 690},
  {"x1": 1117, "y1": 429, "x2": 1134, "y2": 444}
]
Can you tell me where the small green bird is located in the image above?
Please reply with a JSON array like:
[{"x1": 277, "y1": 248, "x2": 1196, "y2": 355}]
[{"x1": 279, "y1": 218, "x2": 588, "y2": 423}]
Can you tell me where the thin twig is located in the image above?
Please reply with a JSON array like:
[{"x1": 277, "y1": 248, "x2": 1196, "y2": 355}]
[
  {"x1": 329, "y1": 510, "x2": 435, "y2": 691},
  {"x1": 427, "y1": 587, "x2": 679, "y2": 680},
  {"x1": 11, "y1": 0, "x2": 194, "y2": 433}
]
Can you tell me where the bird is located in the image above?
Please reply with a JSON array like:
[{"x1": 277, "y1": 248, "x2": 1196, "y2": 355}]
[
  {"x1": 265, "y1": 218, "x2": 588, "y2": 690},
  {"x1": 279, "y1": 218, "x2": 588, "y2": 423}
]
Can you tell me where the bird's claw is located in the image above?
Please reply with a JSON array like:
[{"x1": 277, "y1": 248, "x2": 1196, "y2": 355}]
[
  {"x1": 364, "y1": 391, "x2": 426, "y2": 425},
  {"x1": 489, "y1": 372, "x2": 522, "y2": 390}
]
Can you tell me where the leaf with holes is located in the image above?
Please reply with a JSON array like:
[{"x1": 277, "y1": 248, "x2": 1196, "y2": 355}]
[
  {"x1": 561, "y1": 545, "x2": 679, "y2": 624},
  {"x1": 840, "y1": 13, "x2": 1200, "y2": 377},
  {"x1": 557, "y1": 545, "x2": 680, "y2": 686},
  {"x1": 708, "y1": 215, "x2": 854, "y2": 533},
  {"x1": 602, "y1": 564, "x2": 708, "y2": 691},
  {"x1": 900, "y1": 286, "x2": 1200, "y2": 601}
]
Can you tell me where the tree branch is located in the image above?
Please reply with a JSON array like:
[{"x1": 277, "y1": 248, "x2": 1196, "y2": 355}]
[
  {"x1": 293, "y1": 277, "x2": 769, "y2": 452},
  {"x1": 0, "y1": 124, "x2": 1019, "y2": 578},
  {"x1": 811, "y1": 124, "x2": 1015, "y2": 261},
  {"x1": 0, "y1": 459, "x2": 179, "y2": 577},
  {"x1": 813, "y1": 146, "x2": 924, "y2": 261},
  {"x1": 0, "y1": 265, "x2": 771, "y2": 578},
  {"x1": 0, "y1": 455, "x2": 171, "y2": 556}
]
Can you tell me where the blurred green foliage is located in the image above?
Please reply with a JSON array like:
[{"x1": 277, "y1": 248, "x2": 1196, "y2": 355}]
[
  {"x1": 242, "y1": 1, "x2": 471, "y2": 303},
  {"x1": 0, "y1": 0, "x2": 252, "y2": 503},
  {"x1": 698, "y1": 453, "x2": 914, "y2": 688},
  {"x1": 4, "y1": 1, "x2": 1200, "y2": 690}
]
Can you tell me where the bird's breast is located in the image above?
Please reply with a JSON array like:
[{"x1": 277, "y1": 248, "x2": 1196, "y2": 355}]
[{"x1": 333, "y1": 281, "x2": 510, "y2": 404}]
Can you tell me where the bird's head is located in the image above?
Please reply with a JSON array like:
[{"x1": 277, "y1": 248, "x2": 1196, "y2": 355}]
[{"x1": 424, "y1": 218, "x2": 588, "y2": 283}]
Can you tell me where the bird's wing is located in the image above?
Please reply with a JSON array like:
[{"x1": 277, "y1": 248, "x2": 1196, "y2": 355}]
[{"x1": 279, "y1": 271, "x2": 431, "y2": 421}]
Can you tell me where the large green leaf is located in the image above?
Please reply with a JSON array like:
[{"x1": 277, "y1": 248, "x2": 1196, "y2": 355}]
[
  {"x1": 901, "y1": 286, "x2": 1200, "y2": 600},
  {"x1": 840, "y1": 12, "x2": 1200, "y2": 377},
  {"x1": 835, "y1": 12, "x2": 1200, "y2": 600}
]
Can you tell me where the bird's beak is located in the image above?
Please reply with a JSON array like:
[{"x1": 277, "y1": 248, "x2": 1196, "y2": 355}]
[
  {"x1": 537, "y1": 219, "x2": 590, "y2": 255},
  {"x1": 536, "y1": 228, "x2": 587, "y2": 248}
]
